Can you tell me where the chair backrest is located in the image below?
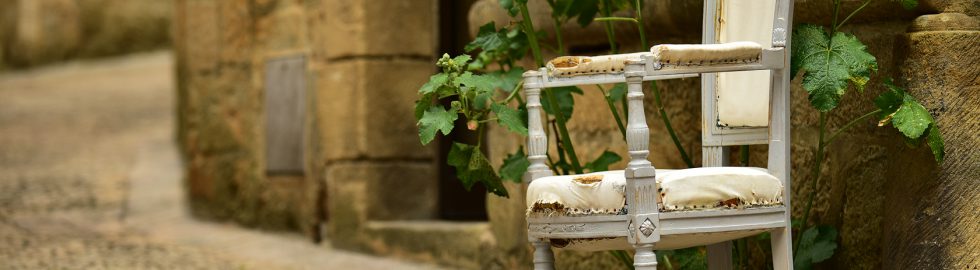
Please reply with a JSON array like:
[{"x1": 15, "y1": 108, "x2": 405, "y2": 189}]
[
  {"x1": 699, "y1": 0, "x2": 792, "y2": 184},
  {"x1": 523, "y1": 0, "x2": 794, "y2": 187}
]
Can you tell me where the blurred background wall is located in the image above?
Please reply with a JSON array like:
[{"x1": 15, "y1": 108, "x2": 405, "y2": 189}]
[{"x1": 0, "y1": 0, "x2": 172, "y2": 69}]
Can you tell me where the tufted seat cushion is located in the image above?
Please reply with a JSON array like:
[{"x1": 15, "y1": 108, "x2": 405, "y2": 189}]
[{"x1": 526, "y1": 167, "x2": 783, "y2": 216}]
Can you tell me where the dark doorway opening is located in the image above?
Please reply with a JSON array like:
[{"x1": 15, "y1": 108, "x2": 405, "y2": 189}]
[{"x1": 436, "y1": 0, "x2": 488, "y2": 221}]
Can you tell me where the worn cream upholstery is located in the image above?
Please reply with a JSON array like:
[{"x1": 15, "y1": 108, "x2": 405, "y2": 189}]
[
  {"x1": 715, "y1": 0, "x2": 777, "y2": 128},
  {"x1": 544, "y1": 42, "x2": 764, "y2": 77},
  {"x1": 526, "y1": 167, "x2": 783, "y2": 216},
  {"x1": 650, "y1": 41, "x2": 763, "y2": 66},
  {"x1": 545, "y1": 53, "x2": 647, "y2": 77}
]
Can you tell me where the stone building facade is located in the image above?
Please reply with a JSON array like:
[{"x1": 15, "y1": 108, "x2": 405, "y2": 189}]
[{"x1": 174, "y1": 0, "x2": 979, "y2": 269}]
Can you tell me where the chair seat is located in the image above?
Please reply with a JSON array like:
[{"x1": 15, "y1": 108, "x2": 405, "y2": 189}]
[
  {"x1": 549, "y1": 229, "x2": 771, "y2": 251},
  {"x1": 526, "y1": 167, "x2": 783, "y2": 216}
]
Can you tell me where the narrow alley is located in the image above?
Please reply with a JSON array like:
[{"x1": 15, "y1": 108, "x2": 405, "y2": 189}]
[{"x1": 0, "y1": 51, "x2": 439, "y2": 270}]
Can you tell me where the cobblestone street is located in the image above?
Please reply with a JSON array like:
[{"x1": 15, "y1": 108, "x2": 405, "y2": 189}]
[{"x1": 0, "y1": 51, "x2": 439, "y2": 270}]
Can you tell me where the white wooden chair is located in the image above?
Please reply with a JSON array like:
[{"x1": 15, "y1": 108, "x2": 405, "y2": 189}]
[{"x1": 522, "y1": 0, "x2": 794, "y2": 269}]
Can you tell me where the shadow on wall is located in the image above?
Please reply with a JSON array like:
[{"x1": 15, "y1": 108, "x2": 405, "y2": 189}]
[{"x1": 0, "y1": 0, "x2": 173, "y2": 69}]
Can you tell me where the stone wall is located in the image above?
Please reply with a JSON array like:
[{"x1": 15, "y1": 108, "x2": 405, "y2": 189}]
[
  {"x1": 0, "y1": 0, "x2": 172, "y2": 69},
  {"x1": 885, "y1": 7, "x2": 980, "y2": 269},
  {"x1": 174, "y1": 0, "x2": 448, "y2": 262},
  {"x1": 174, "y1": 0, "x2": 319, "y2": 236}
]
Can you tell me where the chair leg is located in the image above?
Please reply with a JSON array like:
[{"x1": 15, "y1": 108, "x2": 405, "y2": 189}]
[
  {"x1": 532, "y1": 239, "x2": 555, "y2": 270},
  {"x1": 633, "y1": 244, "x2": 657, "y2": 270},
  {"x1": 770, "y1": 226, "x2": 793, "y2": 270},
  {"x1": 707, "y1": 241, "x2": 734, "y2": 270}
]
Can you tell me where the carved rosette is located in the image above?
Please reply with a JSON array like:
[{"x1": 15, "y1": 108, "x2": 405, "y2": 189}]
[
  {"x1": 772, "y1": 27, "x2": 787, "y2": 46},
  {"x1": 639, "y1": 218, "x2": 656, "y2": 237}
]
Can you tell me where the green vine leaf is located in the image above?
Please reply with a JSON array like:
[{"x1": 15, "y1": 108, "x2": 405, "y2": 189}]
[
  {"x1": 465, "y1": 23, "x2": 528, "y2": 70},
  {"x1": 891, "y1": 95, "x2": 932, "y2": 139},
  {"x1": 658, "y1": 248, "x2": 707, "y2": 270},
  {"x1": 794, "y1": 225, "x2": 839, "y2": 270},
  {"x1": 873, "y1": 82, "x2": 904, "y2": 118},
  {"x1": 500, "y1": 147, "x2": 530, "y2": 183},
  {"x1": 452, "y1": 54, "x2": 472, "y2": 67},
  {"x1": 792, "y1": 24, "x2": 878, "y2": 112},
  {"x1": 607, "y1": 0, "x2": 633, "y2": 11},
  {"x1": 541, "y1": 86, "x2": 583, "y2": 119},
  {"x1": 417, "y1": 106, "x2": 458, "y2": 145},
  {"x1": 491, "y1": 67, "x2": 525, "y2": 93},
  {"x1": 498, "y1": 0, "x2": 520, "y2": 16},
  {"x1": 584, "y1": 151, "x2": 621, "y2": 172},
  {"x1": 414, "y1": 94, "x2": 434, "y2": 120},
  {"x1": 575, "y1": 0, "x2": 600, "y2": 27},
  {"x1": 419, "y1": 73, "x2": 448, "y2": 95},
  {"x1": 547, "y1": 0, "x2": 600, "y2": 27},
  {"x1": 457, "y1": 72, "x2": 498, "y2": 110},
  {"x1": 448, "y1": 142, "x2": 509, "y2": 197},
  {"x1": 901, "y1": 0, "x2": 919, "y2": 10},
  {"x1": 926, "y1": 125, "x2": 945, "y2": 162},
  {"x1": 456, "y1": 72, "x2": 496, "y2": 93},
  {"x1": 608, "y1": 83, "x2": 627, "y2": 102},
  {"x1": 492, "y1": 103, "x2": 528, "y2": 135},
  {"x1": 875, "y1": 80, "x2": 945, "y2": 162},
  {"x1": 466, "y1": 23, "x2": 506, "y2": 53}
]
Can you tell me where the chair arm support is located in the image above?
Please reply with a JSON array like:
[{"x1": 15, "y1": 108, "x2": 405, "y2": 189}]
[
  {"x1": 523, "y1": 70, "x2": 552, "y2": 183},
  {"x1": 624, "y1": 59, "x2": 661, "y2": 245}
]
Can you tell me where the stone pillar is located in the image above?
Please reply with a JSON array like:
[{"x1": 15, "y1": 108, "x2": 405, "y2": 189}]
[
  {"x1": 307, "y1": 0, "x2": 439, "y2": 250},
  {"x1": 885, "y1": 11, "x2": 980, "y2": 270},
  {"x1": 175, "y1": 0, "x2": 321, "y2": 235}
]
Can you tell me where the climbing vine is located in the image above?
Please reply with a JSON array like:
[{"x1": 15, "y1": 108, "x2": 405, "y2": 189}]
[{"x1": 790, "y1": 0, "x2": 943, "y2": 269}]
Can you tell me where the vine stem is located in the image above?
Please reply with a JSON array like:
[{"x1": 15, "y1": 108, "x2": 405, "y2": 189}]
[
  {"x1": 552, "y1": 17, "x2": 566, "y2": 55},
  {"x1": 830, "y1": 0, "x2": 841, "y2": 36},
  {"x1": 825, "y1": 109, "x2": 881, "y2": 146},
  {"x1": 796, "y1": 0, "x2": 874, "y2": 253},
  {"x1": 594, "y1": 17, "x2": 640, "y2": 23},
  {"x1": 599, "y1": 0, "x2": 618, "y2": 53},
  {"x1": 835, "y1": 0, "x2": 872, "y2": 32},
  {"x1": 633, "y1": 0, "x2": 648, "y2": 53},
  {"x1": 651, "y1": 82, "x2": 694, "y2": 168},
  {"x1": 503, "y1": 81, "x2": 524, "y2": 103},
  {"x1": 551, "y1": 119, "x2": 570, "y2": 175},
  {"x1": 633, "y1": 0, "x2": 692, "y2": 168},
  {"x1": 518, "y1": 3, "x2": 544, "y2": 67},
  {"x1": 518, "y1": 1, "x2": 583, "y2": 174},
  {"x1": 796, "y1": 0, "x2": 844, "y2": 247},
  {"x1": 477, "y1": 124, "x2": 485, "y2": 148},
  {"x1": 795, "y1": 109, "x2": 880, "y2": 253},
  {"x1": 796, "y1": 111, "x2": 827, "y2": 253},
  {"x1": 598, "y1": 85, "x2": 628, "y2": 139}
]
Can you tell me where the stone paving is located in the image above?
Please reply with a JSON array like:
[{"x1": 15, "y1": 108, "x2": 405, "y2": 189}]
[{"x1": 0, "y1": 51, "x2": 441, "y2": 270}]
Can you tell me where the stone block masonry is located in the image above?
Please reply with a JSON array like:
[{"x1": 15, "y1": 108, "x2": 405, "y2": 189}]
[
  {"x1": 175, "y1": 0, "x2": 446, "y2": 263},
  {"x1": 307, "y1": 0, "x2": 442, "y2": 257},
  {"x1": 313, "y1": 59, "x2": 436, "y2": 161}
]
